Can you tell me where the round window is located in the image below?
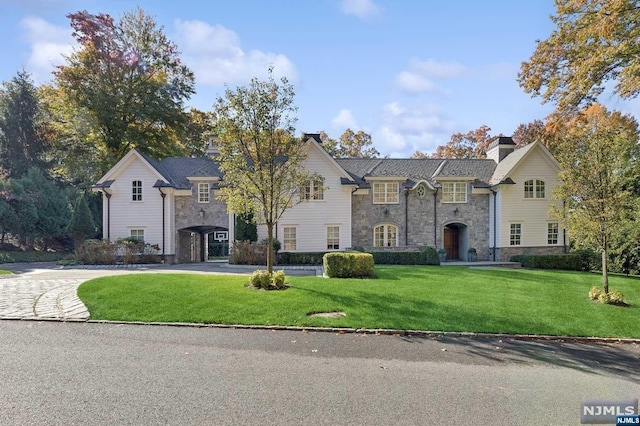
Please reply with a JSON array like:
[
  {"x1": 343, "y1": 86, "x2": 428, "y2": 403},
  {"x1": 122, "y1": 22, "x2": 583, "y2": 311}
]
[{"x1": 416, "y1": 184, "x2": 426, "y2": 199}]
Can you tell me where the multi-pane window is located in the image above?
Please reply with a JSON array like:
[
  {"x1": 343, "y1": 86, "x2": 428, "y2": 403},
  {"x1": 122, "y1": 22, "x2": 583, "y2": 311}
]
[
  {"x1": 548, "y1": 223, "x2": 559, "y2": 245},
  {"x1": 442, "y1": 182, "x2": 467, "y2": 203},
  {"x1": 283, "y1": 227, "x2": 296, "y2": 251},
  {"x1": 524, "y1": 179, "x2": 545, "y2": 199},
  {"x1": 510, "y1": 223, "x2": 521, "y2": 246},
  {"x1": 327, "y1": 226, "x2": 340, "y2": 250},
  {"x1": 130, "y1": 229, "x2": 144, "y2": 242},
  {"x1": 300, "y1": 180, "x2": 323, "y2": 201},
  {"x1": 374, "y1": 224, "x2": 397, "y2": 247},
  {"x1": 198, "y1": 183, "x2": 210, "y2": 203},
  {"x1": 373, "y1": 182, "x2": 399, "y2": 204},
  {"x1": 132, "y1": 180, "x2": 142, "y2": 201}
]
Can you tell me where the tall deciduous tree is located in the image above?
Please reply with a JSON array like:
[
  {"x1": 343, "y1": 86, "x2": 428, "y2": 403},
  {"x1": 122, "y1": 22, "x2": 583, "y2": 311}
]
[
  {"x1": 318, "y1": 129, "x2": 379, "y2": 158},
  {"x1": 430, "y1": 125, "x2": 494, "y2": 158},
  {"x1": 52, "y1": 8, "x2": 195, "y2": 179},
  {"x1": 214, "y1": 69, "x2": 313, "y2": 273},
  {"x1": 552, "y1": 104, "x2": 640, "y2": 294},
  {"x1": 512, "y1": 119, "x2": 547, "y2": 149},
  {"x1": 519, "y1": 0, "x2": 640, "y2": 112},
  {"x1": 0, "y1": 71, "x2": 49, "y2": 178}
]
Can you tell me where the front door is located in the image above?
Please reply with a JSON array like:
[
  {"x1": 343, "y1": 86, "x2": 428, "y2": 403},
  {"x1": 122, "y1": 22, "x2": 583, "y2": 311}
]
[{"x1": 444, "y1": 226, "x2": 459, "y2": 260}]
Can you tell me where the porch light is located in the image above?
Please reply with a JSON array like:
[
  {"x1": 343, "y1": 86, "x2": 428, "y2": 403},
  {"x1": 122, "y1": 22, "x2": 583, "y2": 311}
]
[{"x1": 199, "y1": 208, "x2": 205, "y2": 218}]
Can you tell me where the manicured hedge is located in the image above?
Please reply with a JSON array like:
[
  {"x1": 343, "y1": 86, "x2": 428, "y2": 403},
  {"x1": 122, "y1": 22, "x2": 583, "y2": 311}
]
[
  {"x1": 323, "y1": 252, "x2": 375, "y2": 278},
  {"x1": 369, "y1": 247, "x2": 440, "y2": 265},
  {"x1": 278, "y1": 251, "x2": 327, "y2": 265},
  {"x1": 510, "y1": 254, "x2": 582, "y2": 271},
  {"x1": 0, "y1": 251, "x2": 68, "y2": 264}
]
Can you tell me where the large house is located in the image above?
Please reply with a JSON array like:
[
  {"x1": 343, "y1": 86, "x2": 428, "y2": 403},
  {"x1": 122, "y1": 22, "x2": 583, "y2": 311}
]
[{"x1": 93, "y1": 134, "x2": 566, "y2": 263}]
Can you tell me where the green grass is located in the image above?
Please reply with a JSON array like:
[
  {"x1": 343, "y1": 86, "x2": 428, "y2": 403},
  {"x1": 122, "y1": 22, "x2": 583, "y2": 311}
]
[
  {"x1": 0, "y1": 270, "x2": 11, "y2": 275},
  {"x1": 77, "y1": 266, "x2": 640, "y2": 338}
]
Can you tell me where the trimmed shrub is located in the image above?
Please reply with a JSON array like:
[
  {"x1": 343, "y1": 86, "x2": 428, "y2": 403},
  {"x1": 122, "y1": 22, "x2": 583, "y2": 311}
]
[
  {"x1": 608, "y1": 290, "x2": 627, "y2": 306},
  {"x1": 323, "y1": 252, "x2": 374, "y2": 278},
  {"x1": 0, "y1": 250, "x2": 69, "y2": 264},
  {"x1": 509, "y1": 254, "x2": 582, "y2": 271},
  {"x1": 369, "y1": 247, "x2": 439, "y2": 265},
  {"x1": 588, "y1": 286, "x2": 602, "y2": 301},
  {"x1": 571, "y1": 249, "x2": 600, "y2": 271},
  {"x1": 248, "y1": 269, "x2": 287, "y2": 290},
  {"x1": 278, "y1": 251, "x2": 327, "y2": 265}
]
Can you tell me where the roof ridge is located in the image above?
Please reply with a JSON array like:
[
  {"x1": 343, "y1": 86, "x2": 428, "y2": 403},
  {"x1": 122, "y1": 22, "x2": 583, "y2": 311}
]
[{"x1": 432, "y1": 159, "x2": 447, "y2": 178}]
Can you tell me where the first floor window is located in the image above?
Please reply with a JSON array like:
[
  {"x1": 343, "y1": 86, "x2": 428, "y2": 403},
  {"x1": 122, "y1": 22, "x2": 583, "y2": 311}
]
[
  {"x1": 132, "y1": 180, "x2": 142, "y2": 201},
  {"x1": 373, "y1": 182, "x2": 399, "y2": 204},
  {"x1": 442, "y1": 182, "x2": 467, "y2": 203},
  {"x1": 198, "y1": 183, "x2": 210, "y2": 203},
  {"x1": 548, "y1": 223, "x2": 559, "y2": 245},
  {"x1": 327, "y1": 226, "x2": 340, "y2": 250},
  {"x1": 374, "y1": 224, "x2": 397, "y2": 247},
  {"x1": 510, "y1": 223, "x2": 521, "y2": 246},
  {"x1": 130, "y1": 229, "x2": 144, "y2": 242},
  {"x1": 283, "y1": 227, "x2": 296, "y2": 251}
]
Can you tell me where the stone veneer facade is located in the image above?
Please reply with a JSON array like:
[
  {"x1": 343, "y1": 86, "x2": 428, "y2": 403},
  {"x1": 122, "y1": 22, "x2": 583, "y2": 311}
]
[
  {"x1": 496, "y1": 245, "x2": 566, "y2": 262},
  {"x1": 351, "y1": 182, "x2": 492, "y2": 261}
]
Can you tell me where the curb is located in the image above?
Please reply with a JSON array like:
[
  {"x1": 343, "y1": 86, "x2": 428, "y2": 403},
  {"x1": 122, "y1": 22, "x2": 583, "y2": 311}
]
[{"x1": 3, "y1": 316, "x2": 638, "y2": 344}]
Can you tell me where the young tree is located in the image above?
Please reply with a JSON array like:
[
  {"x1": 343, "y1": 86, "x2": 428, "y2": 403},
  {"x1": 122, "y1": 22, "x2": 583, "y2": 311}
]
[
  {"x1": 214, "y1": 69, "x2": 313, "y2": 273},
  {"x1": 0, "y1": 71, "x2": 50, "y2": 178},
  {"x1": 52, "y1": 8, "x2": 195, "y2": 177},
  {"x1": 552, "y1": 104, "x2": 640, "y2": 294},
  {"x1": 67, "y1": 193, "x2": 96, "y2": 249},
  {"x1": 519, "y1": 0, "x2": 640, "y2": 112},
  {"x1": 430, "y1": 125, "x2": 494, "y2": 158}
]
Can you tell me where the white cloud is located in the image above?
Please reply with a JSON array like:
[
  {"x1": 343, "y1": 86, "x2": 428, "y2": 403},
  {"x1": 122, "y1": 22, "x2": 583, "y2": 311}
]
[
  {"x1": 174, "y1": 19, "x2": 298, "y2": 87},
  {"x1": 396, "y1": 58, "x2": 466, "y2": 94},
  {"x1": 341, "y1": 0, "x2": 381, "y2": 20},
  {"x1": 20, "y1": 17, "x2": 74, "y2": 83},
  {"x1": 331, "y1": 108, "x2": 360, "y2": 130},
  {"x1": 374, "y1": 101, "x2": 456, "y2": 157}
]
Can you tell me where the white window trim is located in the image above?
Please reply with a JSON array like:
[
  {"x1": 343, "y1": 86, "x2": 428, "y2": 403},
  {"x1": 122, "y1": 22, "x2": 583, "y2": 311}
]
[
  {"x1": 373, "y1": 182, "x2": 399, "y2": 204},
  {"x1": 283, "y1": 226, "x2": 297, "y2": 251},
  {"x1": 300, "y1": 180, "x2": 324, "y2": 202},
  {"x1": 198, "y1": 182, "x2": 210, "y2": 203},
  {"x1": 327, "y1": 226, "x2": 340, "y2": 250},
  {"x1": 130, "y1": 229, "x2": 145, "y2": 242},
  {"x1": 510, "y1": 223, "x2": 522, "y2": 246},
  {"x1": 442, "y1": 182, "x2": 467, "y2": 203},
  {"x1": 131, "y1": 180, "x2": 143, "y2": 202},
  {"x1": 374, "y1": 224, "x2": 398, "y2": 247},
  {"x1": 524, "y1": 179, "x2": 546, "y2": 199},
  {"x1": 547, "y1": 222, "x2": 559, "y2": 245}
]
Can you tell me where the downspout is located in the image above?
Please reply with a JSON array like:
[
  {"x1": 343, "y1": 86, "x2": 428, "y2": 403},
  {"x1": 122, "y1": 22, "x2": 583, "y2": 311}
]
[
  {"x1": 562, "y1": 200, "x2": 567, "y2": 253},
  {"x1": 404, "y1": 188, "x2": 409, "y2": 246},
  {"x1": 490, "y1": 188, "x2": 497, "y2": 261},
  {"x1": 158, "y1": 188, "x2": 166, "y2": 256},
  {"x1": 433, "y1": 189, "x2": 438, "y2": 247},
  {"x1": 105, "y1": 191, "x2": 112, "y2": 240}
]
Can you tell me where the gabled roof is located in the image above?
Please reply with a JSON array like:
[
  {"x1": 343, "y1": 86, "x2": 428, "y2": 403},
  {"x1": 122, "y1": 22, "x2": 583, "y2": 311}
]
[
  {"x1": 490, "y1": 141, "x2": 558, "y2": 185},
  {"x1": 97, "y1": 148, "x2": 223, "y2": 190},
  {"x1": 434, "y1": 159, "x2": 497, "y2": 183}
]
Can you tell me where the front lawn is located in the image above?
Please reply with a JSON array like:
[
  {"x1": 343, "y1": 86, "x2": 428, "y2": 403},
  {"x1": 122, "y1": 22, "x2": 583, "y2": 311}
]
[
  {"x1": 0, "y1": 270, "x2": 11, "y2": 274},
  {"x1": 77, "y1": 266, "x2": 640, "y2": 338}
]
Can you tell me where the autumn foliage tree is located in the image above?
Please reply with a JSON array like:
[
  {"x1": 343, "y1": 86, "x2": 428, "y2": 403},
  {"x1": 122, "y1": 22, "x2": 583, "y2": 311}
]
[
  {"x1": 430, "y1": 125, "x2": 495, "y2": 159},
  {"x1": 320, "y1": 129, "x2": 379, "y2": 158},
  {"x1": 551, "y1": 104, "x2": 640, "y2": 294},
  {"x1": 52, "y1": 8, "x2": 195, "y2": 181},
  {"x1": 519, "y1": 0, "x2": 640, "y2": 112}
]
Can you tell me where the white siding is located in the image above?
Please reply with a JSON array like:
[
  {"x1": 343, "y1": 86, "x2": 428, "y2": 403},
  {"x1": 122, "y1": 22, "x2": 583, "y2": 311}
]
[
  {"x1": 258, "y1": 144, "x2": 352, "y2": 251},
  {"x1": 497, "y1": 147, "x2": 563, "y2": 247},
  {"x1": 102, "y1": 156, "x2": 167, "y2": 251}
]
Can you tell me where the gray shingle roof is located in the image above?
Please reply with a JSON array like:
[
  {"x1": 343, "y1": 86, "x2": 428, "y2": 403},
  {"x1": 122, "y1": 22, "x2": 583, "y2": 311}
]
[
  {"x1": 490, "y1": 142, "x2": 535, "y2": 185},
  {"x1": 137, "y1": 149, "x2": 222, "y2": 189},
  {"x1": 336, "y1": 157, "x2": 496, "y2": 187}
]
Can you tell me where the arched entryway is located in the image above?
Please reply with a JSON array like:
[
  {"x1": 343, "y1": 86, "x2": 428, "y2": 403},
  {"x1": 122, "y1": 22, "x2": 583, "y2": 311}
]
[
  {"x1": 178, "y1": 225, "x2": 228, "y2": 262},
  {"x1": 443, "y1": 222, "x2": 469, "y2": 261}
]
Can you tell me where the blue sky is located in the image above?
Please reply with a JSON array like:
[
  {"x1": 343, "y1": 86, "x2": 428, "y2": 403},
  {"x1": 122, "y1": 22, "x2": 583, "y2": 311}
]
[{"x1": 1, "y1": 0, "x2": 638, "y2": 157}]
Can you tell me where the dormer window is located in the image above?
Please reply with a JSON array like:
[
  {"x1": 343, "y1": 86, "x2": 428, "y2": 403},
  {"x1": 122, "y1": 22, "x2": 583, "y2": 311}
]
[{"x1": 524, "y1": 179, "x2": 545, "y2": 199}]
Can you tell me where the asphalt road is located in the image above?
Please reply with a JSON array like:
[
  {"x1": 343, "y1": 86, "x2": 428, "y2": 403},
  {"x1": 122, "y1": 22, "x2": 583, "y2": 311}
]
[{"x1": 0, "y1": 321, "x2": 638, "y2": 425}]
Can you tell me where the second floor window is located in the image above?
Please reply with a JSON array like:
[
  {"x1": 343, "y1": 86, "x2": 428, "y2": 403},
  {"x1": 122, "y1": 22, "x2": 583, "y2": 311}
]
[
  {"x1": 132, "y1": 180, "x2": 142, "y2": 201},
  {"x1": 198, "y1": 183, "x2": 210, "y2": 203},
  {"x1": 442, "y1": 182, "x2": 467, "y2": 203},
  {"x1": 300, "y1": 180, "x2": 323, "y2": 201},
  {"x1": 524, "y1": 179, "x2": 545, "y2": 198},
  {"x1": 373, "y1": 182, "x2": 399, "y2": 204}
]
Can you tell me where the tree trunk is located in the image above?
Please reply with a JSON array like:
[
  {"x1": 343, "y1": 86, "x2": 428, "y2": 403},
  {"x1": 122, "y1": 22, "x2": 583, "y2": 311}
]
[
  {"x1": 602, "y1": 248, "x2": 609, "y2": 294},
  {"x1": 266, "y1": 222, "x2": 274, "y2": 274}
]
